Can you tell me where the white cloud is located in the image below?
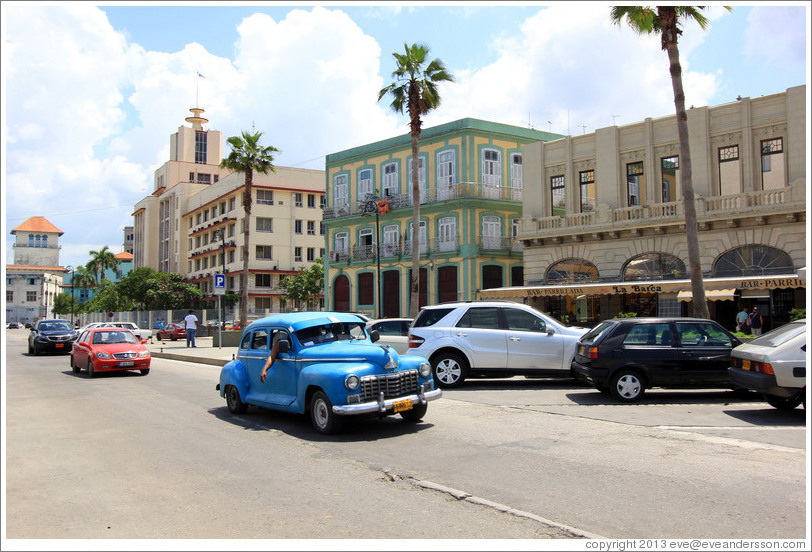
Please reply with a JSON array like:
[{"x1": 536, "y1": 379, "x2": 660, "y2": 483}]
[{"x1": 744, "y1": 6, "x2": 808, "y2": 67}]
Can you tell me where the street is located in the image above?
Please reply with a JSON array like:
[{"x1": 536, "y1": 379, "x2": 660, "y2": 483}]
[{"x1": 3, "y1": 330, "x2": 808, "y2": 542}]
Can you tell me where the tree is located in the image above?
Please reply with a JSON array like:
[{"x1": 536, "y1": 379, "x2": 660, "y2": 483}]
[
  {"x1": 118, "y1": 267, "x2": 202, "y2": 311},
  {"x1": 72, "y1": 265, "x2": 96, "y2": 310},
  {"x1": 220, "y1": 131, "x2": 280, "y2": 327},
  {"x1": 87, "y1": 245, "x2": 120, "y2": 283},
  {"x1": 86, "y1": 279, "x2": 133, "y2": 313},
  {"x1": 378, "y1": 43, "x2": 454, "y2": 317},
  {"x1": 277, "y1": 258, "x2": 324, "y2": 311},
  {"x1": 610, "y1": 6, "x2": 728, "y2": 319},
  {"x1": 53, "y1": 293, "x2": 75, "y2": 316}
]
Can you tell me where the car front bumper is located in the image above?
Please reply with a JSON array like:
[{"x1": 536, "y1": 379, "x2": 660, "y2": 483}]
[
  {"x1": 727, "y1": 367, "x2": 800, "y2": 399},
  {"x1": 332, "y1": 387, "x2": 442, "y2": 416}
]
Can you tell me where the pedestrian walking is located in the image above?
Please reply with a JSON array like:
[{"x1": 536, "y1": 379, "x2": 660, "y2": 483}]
[
  {"x1": 748, "y1": 306, "x2": 763, "y2": 336},
  {"x1": 735, "y1": 307, "x2": 749, "y2": 333},
  {"x1": 184, "y1": 310, "x2": 199, "y2": 347}
]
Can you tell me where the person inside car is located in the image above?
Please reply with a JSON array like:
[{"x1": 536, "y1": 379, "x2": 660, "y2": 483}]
[{"x1": 260, "y1": 330, "x2": 288, "y2": 383}]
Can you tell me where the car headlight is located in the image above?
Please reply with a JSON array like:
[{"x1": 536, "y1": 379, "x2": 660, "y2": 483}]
[
  {"x1": 138, "y1": 351, "x2": 151, "y2": 358},
  {"x1": 419, "y1": 362, "x2": 432, "y2": 378},
  {"x1": 96, "y1": 352, "x2": 112, "y2": 359},
  {"x1": 345, "y1": 374, "x2": 360, "y2": 391}
]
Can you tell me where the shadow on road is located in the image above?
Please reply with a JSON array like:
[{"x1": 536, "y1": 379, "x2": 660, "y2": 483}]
[
  {"x1": 563, "y1": 388, "x2": 766, "y2": 406},
  {"x1": 723, "y1": 407, "x2": 806, "y2": 426},
  {"x1": 208, "y1": 404, "x2": 436, "y2": 443}
]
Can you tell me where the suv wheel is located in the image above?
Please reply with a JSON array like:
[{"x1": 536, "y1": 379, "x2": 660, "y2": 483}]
[
  {"x1": 764, "y1": 391, "x2": 804, "y2": 411},
  {"x1": 431, "y1": 352, "x2": 468, "y2": 389},
  {"x1": 610, "y1": 369, "x2": 645, "y2": 403}
]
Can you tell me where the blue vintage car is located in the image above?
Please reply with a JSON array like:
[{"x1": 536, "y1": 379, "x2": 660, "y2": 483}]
[{"x1": 216, "y1": 312, "x2": 442, "y2": 434}]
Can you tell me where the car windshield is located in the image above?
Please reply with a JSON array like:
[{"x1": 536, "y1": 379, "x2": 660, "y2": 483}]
[
  {"x1": 580, "y1": 321, "x2": 615, "y2": 345},
  {"x1": 748, "y1": 321, "x2": 807, "y2": 348},
  {"x1": 92, "y1": 331, "x2": 138, "y2": 345},
  {"x1": 295, "y1": 322, "x2": 367, "y2": 347},
  {"x1": 38, "y1": 321, "x2": 73, "y2": 331}
]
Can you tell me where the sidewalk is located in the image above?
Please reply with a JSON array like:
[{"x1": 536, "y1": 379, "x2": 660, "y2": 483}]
[{"x1": 147, "y1": 335, "x2": 236, "y2": 366}]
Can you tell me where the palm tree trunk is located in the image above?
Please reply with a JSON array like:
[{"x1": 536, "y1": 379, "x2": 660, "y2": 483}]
[
  {"x1": 241, "y1": 167, "x2": 253, "y2": 327},
  {"x1": 409, "y1": 128, "x2": 421, "y2": 318},
  {"x1": 665, "y1": 31, "x2": 709, "y2": 318}
]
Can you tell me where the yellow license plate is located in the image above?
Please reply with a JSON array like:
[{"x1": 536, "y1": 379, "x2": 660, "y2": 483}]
[
  {"x1": 393, "y1": 399, "x2": 413, "y2": 413},
  {"x1": 742, "y1": 359, "x2": 750, "y2": 370}
]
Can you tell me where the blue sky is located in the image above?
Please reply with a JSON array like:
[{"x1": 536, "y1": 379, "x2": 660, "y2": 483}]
[{"x1": 2, "y1": 2, "x2": 809, "y2": 271}]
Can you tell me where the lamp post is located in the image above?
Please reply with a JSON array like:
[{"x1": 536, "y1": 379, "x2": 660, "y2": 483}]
[
  {"x1": 363, "y1": 196, "x2": 383, "y2": 319},
  {"x1": 65, "y1": 265, "x2": 75, "y2": 327},
  {"x1": 214, "y1": 223, "x2": 227, "y2": 329}
]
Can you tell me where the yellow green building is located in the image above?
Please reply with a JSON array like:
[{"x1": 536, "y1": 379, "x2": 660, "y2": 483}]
[{"x1": 323, "y1": 118, "x2": 562, "y2": 318}]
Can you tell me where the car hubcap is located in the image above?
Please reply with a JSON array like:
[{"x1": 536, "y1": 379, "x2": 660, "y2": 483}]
[
  {"x1": 227, "y1": 388, "x2": 238, "y2": 409},
  {"x1": 616, "y1": 375, "x2": 640, "y2": 399},
  {"x1": 314, "y1": 398, "x2": 328, "y2": 428},
  {"x1": 436, "y1": 359, "x2": 461, "y2": 384}
]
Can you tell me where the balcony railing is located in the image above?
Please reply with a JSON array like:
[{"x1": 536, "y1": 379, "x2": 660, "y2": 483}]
[{"x1": 323, "y1": 182, "x2": 523, "y2": 219}]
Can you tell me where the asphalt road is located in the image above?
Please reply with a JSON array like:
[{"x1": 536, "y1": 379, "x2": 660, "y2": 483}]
[{"x1": 3, "y1": 330, "x2": 808, "y2": 543}]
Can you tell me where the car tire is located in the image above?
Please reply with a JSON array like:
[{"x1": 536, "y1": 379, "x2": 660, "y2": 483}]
[
  {"x1": 431, "y1": 352, "x2": 468, "y2": 389},
  {"x1": 400, "y1": 403, "x2": 428, "y2": 423},
  {"x1": 170, "y1": 335, "x2": 177, "y2": 341},
  {"x1": 140, "y1": 369, "x2": 150, "y2": 376},
  {"x1": 310, "y1": 390, "x2": 343, "y2": 435},
  {"x1": 764, "y1": 391, "x2": 804, "y2": 411},
  {"x1": 33, "y1": 343, "x2": 40, "y2": 356},
  {"x1": 595, "y1": 383, "x2": 611, "y2": 395},
  {"x1": 225, "y1": 385, "x2": 248, "y2": 414},
  {"x1": 28, "y1": 341, "x2": 33, "y2": 354},
  {"x1": 87, "y1": 359, "x2": 95, "y2": 378},
  {"x1": 610, "y1": 369, "x2": 645, "y2": 403},
  {"x1": 70, "y1": 355, "x2": 81, "y2": 373}
]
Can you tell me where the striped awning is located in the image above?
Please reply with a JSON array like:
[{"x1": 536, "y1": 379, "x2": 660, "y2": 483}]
[{"x1": 677, "y1": 288, "x2": 737, "y2": 302}]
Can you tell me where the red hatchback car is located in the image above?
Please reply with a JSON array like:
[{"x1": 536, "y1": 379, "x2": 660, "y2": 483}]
[
  {"x1": 156, "y1": 323, "x2": 186, "y2": 341},
  {"x1": 70, "y1": 327, "x2": 151, "y2": 377}
]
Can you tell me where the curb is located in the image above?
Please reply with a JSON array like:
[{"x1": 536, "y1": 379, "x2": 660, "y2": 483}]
[{"x1": 149, "y1": 351, "x2": 228, "y2": 367}]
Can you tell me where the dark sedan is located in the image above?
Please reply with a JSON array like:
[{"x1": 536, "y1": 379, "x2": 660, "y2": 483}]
[
  {"x1": 572, "y1": 317, "x2": 742, "y2": 402},
  {"x1": 28, "y1": 319, "x2": 79, "y2": 355}
]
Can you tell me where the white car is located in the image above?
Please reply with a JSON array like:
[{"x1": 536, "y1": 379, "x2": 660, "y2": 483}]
[
  {"x1": 81, "y1": 321, "x2": 152, "y2": 342},
  {"x1": 408, "y1": 301, "x2": 590, "y2": 388},
  {"x1": 366, "y1": 318, "x2": 413, "y2": 354},
  {"x1": 728, "y1": 319, "x2": 806, "y2": 410}
]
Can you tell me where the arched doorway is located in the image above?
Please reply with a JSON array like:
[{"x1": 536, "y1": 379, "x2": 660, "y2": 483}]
[
  {"x1": 546, "y1": 258, "x2": 599, "y2": 324},
  {"x1": 333, "y1": 274, "x2": 350, "y2": 312}
]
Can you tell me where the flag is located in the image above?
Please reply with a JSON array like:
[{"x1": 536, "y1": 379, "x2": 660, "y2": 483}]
[
  {"x1": 197, "y1": 72, "x2": 206, "y2": 79},
  {"x1": 377, "y1": 198, "x2": 389, "y2": 215}
]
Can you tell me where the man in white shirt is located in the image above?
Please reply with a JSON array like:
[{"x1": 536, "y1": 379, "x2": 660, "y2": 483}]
[{"x1": 184, "y1": 310, "x2": 199, "y2": 347}]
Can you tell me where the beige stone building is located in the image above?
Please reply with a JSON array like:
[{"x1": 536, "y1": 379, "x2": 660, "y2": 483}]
[
  {"x1": 132, "y1": 107, "x2": 325, "y2": 317},
  {"x1": 480, "y1": 85, "x2": 806, "y2": 332}
]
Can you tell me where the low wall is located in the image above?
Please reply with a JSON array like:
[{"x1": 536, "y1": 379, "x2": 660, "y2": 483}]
[{"x1": 212, "y1": 330, "x2": 242, "y2": 347}]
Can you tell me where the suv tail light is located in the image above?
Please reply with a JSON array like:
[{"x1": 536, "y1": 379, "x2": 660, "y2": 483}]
[
  {"x1": 588, "y1": 347, "x2": 599, "y2": 359},
  {"x1": 408, "y1": 334, "x2": 425, "y2": 348},
  {"x1": 753, "y1": 362, "x2": 774, "y2": 375}
]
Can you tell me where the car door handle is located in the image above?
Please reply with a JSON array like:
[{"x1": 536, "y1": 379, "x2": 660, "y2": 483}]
[
  {"x1": 455, "y1": 332, "x2": 468, "y2": 337},
  {"x1": 509, "y1": 336, "x2": 520, "y2": 341}
]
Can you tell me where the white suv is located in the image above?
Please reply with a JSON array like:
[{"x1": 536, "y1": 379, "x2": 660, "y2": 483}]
[{"x1": 408, "y1": 301, "x2": 590, "y2": 388}]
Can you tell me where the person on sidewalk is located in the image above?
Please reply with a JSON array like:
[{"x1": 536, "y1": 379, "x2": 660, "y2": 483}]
[
  {"x1": 735, "y1": 307, "x2": 749, "y2": 333},
  {"x1": 184, "y1": 310, "x2": 199, "y2": 347},
  {"x1": 748, "y1": 306, "x2": 763, "y2": 336}
]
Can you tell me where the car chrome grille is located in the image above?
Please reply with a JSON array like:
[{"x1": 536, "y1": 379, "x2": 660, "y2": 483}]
[
  {"x1": 47, "y1": 335, "x2": 74, "y2": 342},
  {"x1": 113, "y1": 352, "x2": 137, "y2": 359},
  {"x1": 359, "y1": 370, "x2": 420, "y2": 402}
]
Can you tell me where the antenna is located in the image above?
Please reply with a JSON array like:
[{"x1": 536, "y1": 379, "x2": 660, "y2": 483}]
[
  {"x1": 547, "y1": 120, "x2": 552, "y2": 133},
  {"x1": 580, "y1": 124, "x2": 587, "y2": 134},
  {"x1": 612, "y1": 114, "x2": 620, "y2": 126}
]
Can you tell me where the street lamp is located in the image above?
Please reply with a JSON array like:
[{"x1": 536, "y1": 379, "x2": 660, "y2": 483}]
[
  {"x1": 362, "y1": 195, "x2": 383, "y2": 319},
  {"x1": 214, "y1": 223, "x2": 227, "y2": 323},
  {"x1": 65, "y1": 265, "x2": 75, "y2": 327}
]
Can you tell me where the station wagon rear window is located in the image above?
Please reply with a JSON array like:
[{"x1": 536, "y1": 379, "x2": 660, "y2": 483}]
[{"x1": 413, "y1": 308, "x2": 454, "y2": 328}]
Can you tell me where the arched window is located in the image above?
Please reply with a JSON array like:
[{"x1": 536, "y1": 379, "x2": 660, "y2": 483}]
[
  {"x1": 29, "y1": 234, "x2": 34, "y2": 247},
  {"x1": 713, "y1": 246, "x2": 793, "y2": 277},
  {"x1": 42, "y1": 235, "x2": 48, "y2": 247},
  {"x1": 546, "y1": 258, "x2": 598, "y2": 284},
  {"x1": 623, "y1": 253, "x2": 687, "y2": 281},
  {"x1": 36, "y1": 235, "x2": 41, "y2": 247}
]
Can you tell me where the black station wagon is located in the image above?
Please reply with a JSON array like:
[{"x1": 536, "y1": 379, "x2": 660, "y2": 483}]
[{"x1": 571, "y1": 318, "x2": 742, "y2": 402}]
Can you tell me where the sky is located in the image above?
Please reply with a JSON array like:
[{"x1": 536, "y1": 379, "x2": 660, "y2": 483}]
[{"x1": 2, "y1": 1, "x2": 809, "y2": 272}]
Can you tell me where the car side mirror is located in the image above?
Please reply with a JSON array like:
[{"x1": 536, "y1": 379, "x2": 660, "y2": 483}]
[
  {"x1": 141, "y1": 339, "x2": 148, "y2": 344},
  {"x1": 369, "y1": 329, "x2": 380, "y2": 343},
  {"x1": 277, "y1": 339, "x2": 291, "y2": 353},
  {"x1": 547, "y1": 328, "x2": 556, "y2": 336}
]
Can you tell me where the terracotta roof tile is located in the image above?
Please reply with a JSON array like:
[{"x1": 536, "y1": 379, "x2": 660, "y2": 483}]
[
  {"x1": 114, "y1": 252, "x2": 134, "y2": 260},
  {"x1": 10, "y1": 216, "x2": 64, "y2": 236}
]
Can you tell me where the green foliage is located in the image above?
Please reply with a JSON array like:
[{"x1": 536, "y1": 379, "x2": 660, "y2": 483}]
[
  {"x1": 87, "y1": 245, "x2": 120, "y2": 283},
  {"x1": 788, "y1": 308, "x2": 806, "y2": 322},
  {"x1": 117, "y1": 267, "x2": 202, "y2": 310},
  {"x1": 276, "y1": 259, "x2": 324, "y2": 310},
  {"x1": 53, "y1": 293, "x2": 75, "y2": 315},
  {"x1": 617, "y1": 312, "x2": 638, "y2": 318},
  {"x1": 86, "y1": 279, "x2": 134, "y2": 313}
]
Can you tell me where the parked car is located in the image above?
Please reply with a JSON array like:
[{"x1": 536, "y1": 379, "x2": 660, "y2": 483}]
[
  {"x1": 407, "y1": 301, "x2": 590, "y2": 388},
  {"x1": 106, "y1": 322, "x2": 152, "y2": 342},
  {"x1": 6, "y1": 322, "x2": 20, "y2": 329},
  {"x1": 366, "y1": 318, "x2": 413, "y2": 354},
  {"x1": 70, "y1": 327, "x2": 151, "y2": 377},
  {"x1": 571, "y1": 317, "x2": 742, "y2": 403},
  {"x1": 156, "y1": 322, "x2": 187, "y2": 341},
  {"x1": 28, "y1": 319, "x2": 79, "y2": 355},
  {"x1": 728, "y1": 319, "x2": 806, "y2": 410},
  {"x1": 216, "y1": 312, "x2": 442, "y2": 434}
]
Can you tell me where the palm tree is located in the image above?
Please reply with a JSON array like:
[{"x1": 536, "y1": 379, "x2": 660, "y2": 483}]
[
  {"x1": 220, "y1": 131, "x2": 280, "y2": 327},
  {"x1": 87, "y1": 245, "x2": 120, "y2": 283},
  {"x1": 611, "y1": 6, "x2": 728, "y2": 319},
  {"x1": 73, "y1": 265, "x2": 96, "y2": 308}
]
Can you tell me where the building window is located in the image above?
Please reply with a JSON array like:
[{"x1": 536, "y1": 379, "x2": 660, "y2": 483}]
[
  {"x1": 257, "y1": 190, "x2": 274, "y2": 205},
  {"x1": 255, "y1": 274, "x2": 272, "y2": 287},
  {"x1": 382, "y1": 225, "x2": 400, "y2": 257},
  {"x1": 228, "y1": 224, "x2": 235, "y2": 238},
  {"x1": 511, "y1": 153, "x2": 523, "y2": 190},
  {"x1": 257, "y1": 217, "x2": 273, "y2": 233},
  {"x1": 320, "y1": 195, "x2": 326, "y2": 209},
  {"x1": 202, "y1": 257, "x2": 209, "y2": 269},
  {"x1": 189, "y1": 172, "x2": 195, "y2": 181},
  {"x1": 481, "y1": 216, "x2": 502, "y2": 250},
  {"x1": 6, "y1": 291, "x2": 12, "y2": 302},
  {"x1": 547, "y1": 258, "x2": 599, "y2": 284},
  {"x1": 307, "y1": 221, "x2": 315, "y2": 235},
  {"x1": 295, "y1": 220, "x2": 303, "y2": 234},
  {"x1": 719, "y1": 145, "x2": 740, "y2": 196},
  {"x1": 438, "y1": 217, "x2": 457, "y2": 252},
  {"x1": 626, "y1": 161, "x2": 644, "y2": 206},
  {"x1": 334, "y1": 232, "x2": 349, "y2": 254},
  {"x1": 482, "y1": 149, "x2": 502, "y2": 187},
  {"x1": 661, "y1": 156, "x2": 679, "y2": 202},
  {"x1": 761, "y1": 138, "x2": 785, "y2": 190},
  {"x1": 196, "y1": 213, "x2": 202, "y2": 225},
  {"x1": 295, "y1": 193, "x2": 303, "y2": 207},
  {"x1": 382, "y1": 163, "x2": 398, "y2": 197},
  {"x1": 255, "y1": 297, "x2": 271, "y2": 311},
  {"x1": 214, "y1": 175, "x2": 219, "y2": 183},
  {"x1": 713, "y1": 245, "x2": 793, "y2": 277},
  {"x1": 256, "y1": 245, "x2": 273, "y2": 260},
  {"x1": 36, "y1": 235, "x2": 41, "y2": 247},
  {"x1": 294, "y1": 247, "x2": 302, "y2": 262},
  {"x1": 358, "y1": 169, "x2": 373, "y2": 199},
  {"x1": 307, "y1": 247, "x2": 315, "y2": 262},
  {"x1": 228, "y1": 250, "x2": 235, "y2": 263},
  {"x1": 27, "y1": 291, "x2": 37, "y2": 302},
  {"x1": 203, "y1": 209, "x2": 209, "y2": 222},
  {"x1": 320, "y1": 222, "x2": 325, "y2": 235},
  {"x1": 551, "y1": 175, "x2": 565, "y2": 215},
  {"x1": 212, "y1": 205, "x2": 218, "y2": 217},
  {"x1": 42, "y1": 236, "x2": 48, "y2": 247},
  {"x1": 220, "y1": 201, "x2": 227, "y2": 214},
  {"x1": 203, "y1": 233, "x2": 209, "y2": 246},
  {"x1": 197, "y1": 173, "x2": 211, "y2": 184},
  {"x1": 195, "y1": 131, "x2": 207, "y2": 164},
  {"x1": 623, "y1": 253, "x2": 687, "y2": 281},
  {"x1": 334, "y1": 174, "x2": 349, "y2": 207},
  {"x1": 579, "y1": 170, "x2": 595, "y2": 212},
  {"x1": 408, "y1": 157, "x2": 427, "y2": 203},
  {"x1": 229, "y1": 197, "x2": 236, "y2": 211},
  {"x1": 437, "y1": 150, "x2": 455, "y2": 199},
  {"x1": 308, "y1": 194, "x2": 316, "y2": 208}
]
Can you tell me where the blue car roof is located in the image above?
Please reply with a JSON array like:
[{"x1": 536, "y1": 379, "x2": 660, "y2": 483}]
[{"x1": 244, "y1": 312, "x2": 367, "y2": 334}]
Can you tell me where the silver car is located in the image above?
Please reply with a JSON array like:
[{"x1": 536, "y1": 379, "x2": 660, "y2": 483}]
[{"x1": 408, "y1": 301, "x2": 590, "y2": 388}]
